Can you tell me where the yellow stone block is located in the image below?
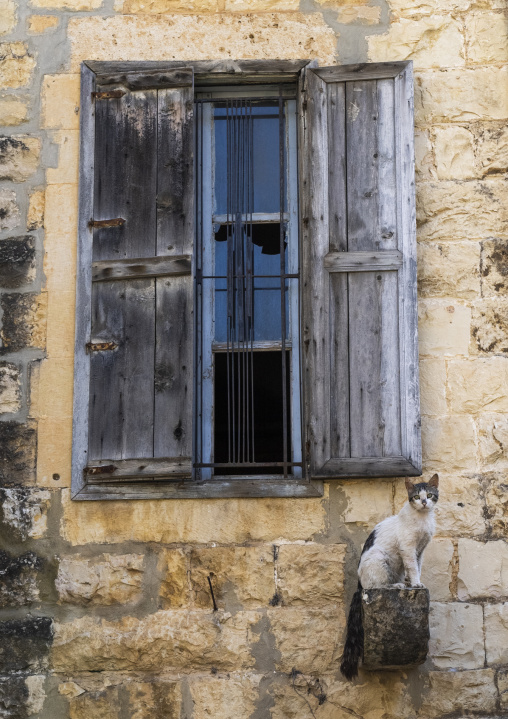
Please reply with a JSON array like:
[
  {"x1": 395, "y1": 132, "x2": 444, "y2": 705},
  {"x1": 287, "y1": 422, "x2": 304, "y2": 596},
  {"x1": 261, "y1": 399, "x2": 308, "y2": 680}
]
[
  {"x1": 475, "y1": 122, "x2": 508, "y2": 177},
  {"x1": 36, "y1": 416, "x2": 72, "y2": 487},
  {"x1": 368, "y1": 16, "x2": 464, "y2": 69},
  {"x1": 418, "y1": 299, "x2": 471, "y2": 356},
  {"x1": 225, "y1": 0, "x2": 299, "y2": 10},
  {"x1": 42, "y1": 74, "x2": 80, "y2": 130},
  {"x1": 341, "y1": 478, "x2": 394, "y2": 525},
  {"x1": 421, "y1": 416, "x2": 477, "y2": 472},
  {"x1": 46, "y1": 290, "x2": 75, "y2": 360},
  {"x1": 44, "y1": 183, "x2": 78, "y2": 293},
  {"x1": 457, "y1": 538, "x2": 508, "y2": 600},
  {"x1": 0, "y1": 0, "x2": 17, "y2": 35},
  {"x1": 419, "y1": 358, "x2": 447, "y2": 415},
  {"x1": 336, "y1": 6, "x2": 380, "y2": 23},
  {"x1": 471, "y1": 297, "x2": 508, "y2": 355},
  {"x1": 0, "y1": 42, "x2": 35, "y2": 89},
  {"x1": 0, "y1": 363, "x2": 21, "y2": 414},
  {"x1": 414, "y1": 128, "x2": 436, "y2": 181},
  {"x1": 60, "y1": 488, "x2": 326, "y2": 545},
  {"x1": 0, "y1": 98, "x2": 28, "y2": 126},
  {"x1": 484, "y1": 474, "x2": 508, "y2": 538},
  {"x1": 56, "y1": 554, "x2": 144, "y2": 605},
  {"x1": 69, "y1": 686, "x2": 120, "y2": 719},
  {"x1": 420, "y1": 669, "x2": 497, "y2": 718},
  {"x1": 478, "y1": 414, "x2": 508, "y2": 469},
  {"x1": 117, "y1": 0, "x2": 218, "y2": 11},
  {"x1": 36, "y1": 357, "x2": 74, "y2": 420},
  {"x1": 465, "y1": 11, "x2": 508, "y2": 65},
  {"x1": 27, "y1": 189, "x2": 45, "y2": 230},
  {"x1": 417, "y1": 241, "x2": 480, "y2": 300},
  {"x1": 47, "y1": 131, "x2": 79, "y2": 185},
  {"x1": 276, "y1": 543, "x2": 346, "y2": 606},
  {"x1": 447, "y1": 357, "x2": 508, "y2": 413},
  {"x1": 429, "y1": 602, "x2": 484, "y2": 668},
  {"x1": 28, "y1": 15, "x2": 59, "y2": 33},
  {"x1": 67, "y1": 15, "x2": 337, "y2": 72},
  {"x1": 480, "y1": 238, "x2": 508, "y2": 297},
  {"x1": 420, "y1": 537, "x2": 454, "y2": 601},
  {"x1": 32, "y1": 0, "x2": 102, "y2": 9},
  {"x1": 485, "y1": 603, "x2": 508, "y2": 664},
  {"x1": 158, "y1": 548, "x2": 189, "y2": 608},
  {"x1": 190, "y1": 675, "x2": 262, "y2": 719},
  {"x1": 433, "y1": 473, "x2": 486, "y2": 536},
  {"x1": 415, "y1": 67, "x2": 508, "y2": 124},
  {"x1": 433, "y1": 125, "x2": 476, "y2": 180}
]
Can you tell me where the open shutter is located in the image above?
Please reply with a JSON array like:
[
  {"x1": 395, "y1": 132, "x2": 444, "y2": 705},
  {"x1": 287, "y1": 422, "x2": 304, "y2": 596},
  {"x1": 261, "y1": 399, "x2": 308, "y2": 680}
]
[
  {"x1": 73, "y1": 67, "x2": 194, "y2": 491},
  {"x1": 301, "y1": 62, "x2": 421, "y2": 478}
]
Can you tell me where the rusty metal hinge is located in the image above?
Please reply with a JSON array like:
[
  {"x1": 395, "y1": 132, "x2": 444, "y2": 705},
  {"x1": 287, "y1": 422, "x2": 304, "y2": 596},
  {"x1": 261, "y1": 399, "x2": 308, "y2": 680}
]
[
  {"x1": 85, "y1": 464, "x2": 116, "y2": 476},
  {"x1": 86, "y1": 341, "x2": 118, "y2": 353},
  {"x1": 89, "y1": 218, "x2": 125, "y2": 229},
  {"x1": 91, "y1": 90, "x2": 126, "y2": 100}
]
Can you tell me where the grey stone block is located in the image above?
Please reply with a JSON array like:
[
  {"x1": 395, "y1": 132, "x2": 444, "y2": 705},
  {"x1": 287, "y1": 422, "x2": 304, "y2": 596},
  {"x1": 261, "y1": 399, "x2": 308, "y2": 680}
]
[{"x1": 362, "y1": 587, "x2": 430, "y2": 670}]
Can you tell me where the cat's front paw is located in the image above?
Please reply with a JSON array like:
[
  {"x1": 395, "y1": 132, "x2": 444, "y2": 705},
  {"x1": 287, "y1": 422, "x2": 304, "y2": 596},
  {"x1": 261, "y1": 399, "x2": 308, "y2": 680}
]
[
  {"x1": 391, "y1": 583, "x2": 406, "y2": 589},
  {"x1": 409, "y1": 582, "x2": 425, "y2": 588}
]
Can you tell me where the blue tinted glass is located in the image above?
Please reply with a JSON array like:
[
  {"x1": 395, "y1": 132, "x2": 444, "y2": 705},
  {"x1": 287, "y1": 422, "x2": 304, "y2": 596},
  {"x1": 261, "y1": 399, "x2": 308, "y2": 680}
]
[{"x1": 214, "y1": 105, "x2": 283, "y2": 215}]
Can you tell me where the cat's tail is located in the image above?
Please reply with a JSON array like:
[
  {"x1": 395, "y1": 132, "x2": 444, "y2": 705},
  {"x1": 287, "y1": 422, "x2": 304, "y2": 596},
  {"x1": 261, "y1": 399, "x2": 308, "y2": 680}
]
[{"x1": 340, "y1": 581, "x2": 364, "y2": 681}]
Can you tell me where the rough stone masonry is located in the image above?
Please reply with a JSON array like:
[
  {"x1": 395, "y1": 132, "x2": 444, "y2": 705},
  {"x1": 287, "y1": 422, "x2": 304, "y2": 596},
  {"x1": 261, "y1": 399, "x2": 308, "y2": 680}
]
[{"x1": 1, "y1": 0, "x2": 508, "y2": 716}]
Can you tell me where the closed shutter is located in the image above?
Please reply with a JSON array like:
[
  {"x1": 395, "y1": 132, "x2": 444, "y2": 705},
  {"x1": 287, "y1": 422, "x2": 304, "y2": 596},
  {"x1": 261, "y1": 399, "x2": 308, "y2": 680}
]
[
  {"x1": 74, "y1": 68, "x2": 194, "y2": 487},
  {"x1": 301, "y1": 62, "x2": 421, "y2": 478}
]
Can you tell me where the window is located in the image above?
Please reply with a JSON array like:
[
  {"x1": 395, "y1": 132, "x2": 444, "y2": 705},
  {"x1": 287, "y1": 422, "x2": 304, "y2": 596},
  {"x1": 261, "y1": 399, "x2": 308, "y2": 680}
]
[{"x1": 72, "y1": 60, "x2": 421, "y2": 500}]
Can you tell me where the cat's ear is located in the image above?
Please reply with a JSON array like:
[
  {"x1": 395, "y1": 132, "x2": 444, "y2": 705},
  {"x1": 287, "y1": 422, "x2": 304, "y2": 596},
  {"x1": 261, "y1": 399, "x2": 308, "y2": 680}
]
[
  {"x1": 428, "y1": 474, "x2": 439, "y2": 488},
  {"x1": 405, "y1": 478, "x2": 415, "y2": 493}
]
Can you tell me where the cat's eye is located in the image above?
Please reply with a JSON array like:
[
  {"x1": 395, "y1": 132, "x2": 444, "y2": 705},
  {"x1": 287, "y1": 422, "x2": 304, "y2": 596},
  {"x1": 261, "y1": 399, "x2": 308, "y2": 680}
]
[
  {"x1": 427, "y1": 493, "x2": 433, "y2": 499},
  {"x1": 412, "y1": 496, "x2": 419, "y2": 501}
]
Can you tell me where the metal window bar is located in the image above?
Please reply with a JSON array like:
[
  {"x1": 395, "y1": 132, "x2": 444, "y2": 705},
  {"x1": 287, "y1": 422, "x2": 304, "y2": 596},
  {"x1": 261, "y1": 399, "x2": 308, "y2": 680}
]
[{"x1": 195, "y1": 96, "x2": 300, "y2": 476}]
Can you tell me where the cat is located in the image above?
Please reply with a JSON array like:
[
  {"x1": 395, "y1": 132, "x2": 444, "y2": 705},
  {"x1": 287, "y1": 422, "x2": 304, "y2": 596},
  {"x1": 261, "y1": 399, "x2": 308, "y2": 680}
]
[{"x1": 340, "y1": 474, "x2": 439, "y2": 681}]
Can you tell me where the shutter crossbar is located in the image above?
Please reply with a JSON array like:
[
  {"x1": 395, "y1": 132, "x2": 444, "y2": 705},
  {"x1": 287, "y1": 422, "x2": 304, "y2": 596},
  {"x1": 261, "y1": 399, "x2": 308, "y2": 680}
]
[
  {"x1": 324, "y1": 250, "x2": 402, "y2": 273},
  {"x1": 92, "y1": 254, "x2": 192, "y2": 282},
  {"x1": 85, "y1": 457, "x2": 192, "y2": 480}
]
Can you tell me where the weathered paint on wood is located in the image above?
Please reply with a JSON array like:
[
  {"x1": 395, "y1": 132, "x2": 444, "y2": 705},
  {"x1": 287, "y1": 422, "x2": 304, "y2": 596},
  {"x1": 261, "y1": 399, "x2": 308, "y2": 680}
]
[
  {"x1": 324, "y1": 250, "x2": 402, "y2": 272},
  {"x1": 97, "y1": 67, "x2": 192, "y2": 91},
  {"x1": 85, "y1": 456, "x2": 191, "y2": 480},
  {"x1": 92, "y1": 254, "x2": 192, "y2": 282},
  {"x1": 315, "y1": 62, "x2": 411, "y2": 83}
]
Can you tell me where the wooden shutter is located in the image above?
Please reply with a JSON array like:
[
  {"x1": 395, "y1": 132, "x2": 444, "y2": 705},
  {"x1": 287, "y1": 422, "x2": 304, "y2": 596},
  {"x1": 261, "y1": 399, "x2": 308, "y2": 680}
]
[
  {"x1": 72, "y1": 67, "x2": 194, "y2": 492},
  {"x1": 301, "y1": 62, "x2": 421, "y2": 478}
]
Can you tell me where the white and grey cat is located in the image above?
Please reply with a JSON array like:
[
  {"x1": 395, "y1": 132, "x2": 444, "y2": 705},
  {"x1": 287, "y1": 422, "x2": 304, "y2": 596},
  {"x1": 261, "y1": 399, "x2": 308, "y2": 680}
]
[{"x1": 340, "y1": 474, "x2": 439, "y2": 680}]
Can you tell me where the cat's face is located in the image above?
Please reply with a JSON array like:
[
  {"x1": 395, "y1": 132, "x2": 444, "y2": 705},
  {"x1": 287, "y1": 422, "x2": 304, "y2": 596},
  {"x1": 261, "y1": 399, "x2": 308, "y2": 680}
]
[{"x1": 405, "y1": 475, "x2": 439, "y2": 512}]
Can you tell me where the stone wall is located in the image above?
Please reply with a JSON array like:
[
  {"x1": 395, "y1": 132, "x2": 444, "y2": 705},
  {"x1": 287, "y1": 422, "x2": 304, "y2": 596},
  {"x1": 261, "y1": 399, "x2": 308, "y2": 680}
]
[{"x1": 1, "y1": 0, "x2": 508, "y2": 716}]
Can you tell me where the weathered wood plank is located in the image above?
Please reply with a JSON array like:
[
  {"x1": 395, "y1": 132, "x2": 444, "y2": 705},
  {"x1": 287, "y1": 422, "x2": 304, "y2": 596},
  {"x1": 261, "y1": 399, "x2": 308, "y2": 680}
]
[
  {"x1": 97, "y1": 68, "x2": 192, "y2": 91},
  {"x1": 92, "y1": 254, "x2": 191, "y2": 282},
  {"x1": 324, "y1": 250, "x2": 402, "y2": 272},
  {"x1": 85, "y1": 456, "x2": 191, "y2": 479},
  {"x1": 318, "y1": 456, "x2": 421, "y2": 478},
  {"x1": 330, "y1": 273, "x2": 350, "y2": 459},
  {"x1": 315, "y1": 62, "x2": 411, "y2": 83},
  {"x1": 93, "y1": 89, "x2": 157, "y2": 261}
]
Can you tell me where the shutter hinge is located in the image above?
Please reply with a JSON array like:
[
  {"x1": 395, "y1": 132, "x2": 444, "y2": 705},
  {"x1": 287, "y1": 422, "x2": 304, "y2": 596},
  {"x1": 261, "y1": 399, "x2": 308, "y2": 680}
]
[
  {"x1": 86, "y1": 341, "x2": 118, "y2": 353},
  {"x1": 91, "y1": 90, "x2": 126, "y2": 100},
  {"x1": 89, "y1": 218, "x2": 126, "y2": 229}
]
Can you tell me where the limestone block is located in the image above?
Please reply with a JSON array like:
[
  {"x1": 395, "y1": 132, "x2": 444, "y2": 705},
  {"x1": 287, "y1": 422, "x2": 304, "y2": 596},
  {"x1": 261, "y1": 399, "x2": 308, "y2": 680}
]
[
  {"x1": 190, "y1": 675, "x2": 261, "y2": 719},
  {"x1": 60, "y1": 488, "x2": 326, "y2": 545},
  {"x1": 429, "y1": 602, "x2": 484, "y2": 668},
  {"x1": 28, "y1": 15, "x2": 59, "y2": 33},
  {"x1": 433, "y1": 126, "x2": 475, "y2": 181},
  {"x1": 67, "y1": 15, "x2": 337, "y2": 73},
  {"x1": 0, "y1": 136, "x2": 40, "y2": 182},
  {"x1": 457, "y1": 538, "x2": 508, "y2": 600},
  {"x1": 126, "y1": 681, "x2": 182, "y2": 719},
  {"x1": 47, "y1": 130, "x2": 79, "y2": 185},
  {"x1": 362, "y1": 588, "x2": 429, "y2": 669},
  {"x1": 465, "y1": 11, "x2": 508, "y2": 65},
  {"x1": 276, "y1": 543, "x2": 346, "y2": 607},
  {"x1": 418, "y1": 300, "x2": 471, "y2": 356},
  {"x1": 69, "y1": 686, "x2": 120, "y2": 719},
  {"x1": 0, "y1": 0, "x2": 16, "y2": 34},
  {"x1": 341, "y1": 479, "x2": 394, "y2": 525},
  {"x1": 35, "y1": 357, "x2": 73, "y2": 421},
  {"x1": 417, "y1": 179, "x2": 508, "y2": 242},
  {"x1": 0, "y1": 43, "x2": 35, "y2": 89},
  {"x1": 336, "y1": 6, "x2": 381, "y2": 23},
  {"x1": 415, "y1": 67, "x2": 508, "y2": 124},
  {"x1": 0, "y1": 293, "x2": 47, "y2": 354},
  {"x1": 0, "y1": 189, "x2": 20, "y2": 231},
  {"x1": 59, "y1": 682, "x2": 85, "y2": 699},
  {"x1": 36, "y1": 416, "x2": 72, "y2": 487},
  {"x1": 225, "y1": 0, "x2": 299, "y2": 9},
  {"x1": 419, "y1": 669, "x2": 497, "y2": 718},
  {"x1": 268, "y1": 607, "x2": 344, "y2": 674},
  {"x1": 32, "y1": 0, "x2": 102, "y2": 9},
  {"x1": 432, "y1": 473, "x2": 486, "y2": 537},
  {"x1": 0, "y1": 676, "x2": 46, "y2": 719},
  {"x1": 421, "y1": 538, "x2": 454, "y2": 601},
  {"x1": 368, "y1": 16, "x2": 464, "y2": 69},
  {"x1": 0, "y1": 616, "x2": 53, "y2": 673},
  {"x1": 419, "y1": 359, "x2": 447, "y2": 415},
  {"x1": 0, "y1": 550, "x2": 43, "y2": 607},
  {"x1": 27, "y1": 189, "x2": 44, "y2": 230},
  {"x1": 485, "y1": 602, "x2": 508, "y2": 664},
  {"x1": 0, "y1": 487, "x2": 51, "y2": 540},
  {"x1": 116, "y1": 0, "x2": 218, "y2": 10},
  {"x1": 414, "y1": 128, "x2": 436, "y2": 181},
  {"x1": 387, "y1": 0, "x2": 471, "y2": 18},
  {"x1": 498, "y1": 669, "x2": 508, "y2": 710},
  {"x1": 42, "y1": 75, "x2": 80, "y2": 130},
  {"x1": 52, "y1": 610, "x2": 260, "y2": 672},
  {"x1": 190, "y1": 545, "x2": 274, "y2": 610},
  {"x1": 56, "y1": 554, "x2": 144, "y2": 606},
  {"x1": 0, "y1": 362, "x2": 20, "y2": 414},
  {"x1": 481, "y1": 238, "x2": 508, "y2": 296},
  {"x1": 479, "y1": 414, "x2": 508, "y2": 469},
  {"x1": 157, "y1": 548, "x2": 189, "y2": 608},
  {"x1": 418, "y1": 242, "x2": 480, "y2": 300},
  {"x1": 447, "y1": 358, "x2": 508, "y2": 413},
  {"x1": 0, "y1": 98, "x2": 28, "y2": 126},
  {"x1": 0, "y1": 422, "x2": 37, "y2": 487},
  {"x1": 471, "y1": 298, "x2": 508, "y2": 355},
  {"x1": 484, "y1": 474, "x2": 508, "y2": 537},
  {"x1": 44, "y1": 184, "x2": 78, "y2": 293},
  {"x1": 0, "y1": 236, "x2": 35, "y2": 289},
  {"x1": 475, "y1": 123, "x2": 508, "y2": 177}
]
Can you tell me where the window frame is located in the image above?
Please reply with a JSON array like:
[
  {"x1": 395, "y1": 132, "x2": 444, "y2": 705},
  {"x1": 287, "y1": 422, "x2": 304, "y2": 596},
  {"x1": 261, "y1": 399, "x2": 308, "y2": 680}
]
[{"x1": 72, "y1": 59, "x2": 324, "y2": 500}]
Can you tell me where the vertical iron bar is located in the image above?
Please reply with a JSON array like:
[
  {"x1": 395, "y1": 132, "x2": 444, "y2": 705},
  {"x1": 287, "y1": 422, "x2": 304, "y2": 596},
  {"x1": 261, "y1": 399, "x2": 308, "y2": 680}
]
[
  {"x1": 279, "y1": 92, "x2": 288, "y2": 479},
  {"x1": 249, "y1": 101, "x2": 255, "y2": 463},
  {"x1": 226, "y1": 100, "x2": 232, "y2": 465}
]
